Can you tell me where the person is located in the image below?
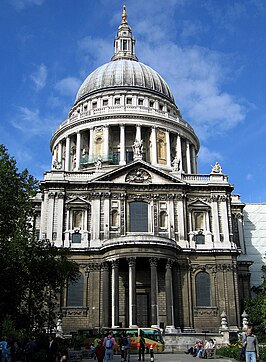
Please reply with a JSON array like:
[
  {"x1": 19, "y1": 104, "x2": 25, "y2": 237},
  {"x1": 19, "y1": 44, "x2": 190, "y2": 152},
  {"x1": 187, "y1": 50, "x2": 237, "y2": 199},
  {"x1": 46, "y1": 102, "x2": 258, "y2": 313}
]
[
  {"x1": 0, "y1": 337, "x2": 8, "y2": 362},
  {"x1": 47, "y1": 335, "x2": 58, "y2": 362},
  {"x1": 242, "y1": 326, "x2": 259, "y2": 362},
  {"x1": 59, "y1": 350, "x2": 69, "y2": 362},
  {"x1": 200, "y1": 339, "x2": 214, "y2": 358},
  {"x1": 124, "y1": 335, "x2": 131, "y2": 362},
  {"x1": 24, "y1": 337, "x2": 37, "y2": 362},
  {"x1": 103, "y1": 331, "x2": 116, "y2": 362},
  {"x1": 138, "y1": 334, "x2": 146, "y2": 361},
  {"x1": 95, "y1": 340, "x2": 105, "y2": 362}
]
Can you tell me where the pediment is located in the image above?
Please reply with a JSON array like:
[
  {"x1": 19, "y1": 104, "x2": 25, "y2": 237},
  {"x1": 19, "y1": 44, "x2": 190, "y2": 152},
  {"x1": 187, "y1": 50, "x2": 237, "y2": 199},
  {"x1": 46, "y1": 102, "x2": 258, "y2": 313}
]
[
  {"x1": 91, "y1": 160, "x2": 186, "y2": 185},
  {"x1": 66, "y1": 195, "x2": 90, "y2": 205},
  {"x1": 188, "y1": 198, "x2": 210, "y2": 209}
]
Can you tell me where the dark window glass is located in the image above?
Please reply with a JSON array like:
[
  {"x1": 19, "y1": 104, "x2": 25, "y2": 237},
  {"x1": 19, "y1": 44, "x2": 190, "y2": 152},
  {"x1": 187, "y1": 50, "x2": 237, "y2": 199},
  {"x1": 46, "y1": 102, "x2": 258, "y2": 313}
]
[
  {"x1": 126, "y1": 150, "x2": 133, "y2": 163},
  {"x1": 129, "y1": 201, "x2": 148, "y2": 232},
  {"x1": 195, "y1": 233, "x2": 205, "y2": 244},
  {"x1": 196, "y1": 272, "x2": 211, "y2": 306},
  {"x1": 123, "y1": 40, "x2": 127, "y2": 50},
  {"x1": 72, "y1": 233, "x2": 81, "y2": 243},
  {"x1": 67, "y1": 273, "x2": 84, "y2": 307}
]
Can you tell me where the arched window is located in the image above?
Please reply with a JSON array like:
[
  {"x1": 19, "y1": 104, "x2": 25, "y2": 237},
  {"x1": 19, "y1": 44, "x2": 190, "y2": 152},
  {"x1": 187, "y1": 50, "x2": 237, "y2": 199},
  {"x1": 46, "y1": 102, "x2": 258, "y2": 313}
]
[
  {"x1": 196, "y1": 271, "x2": 211, "y2": 306},
  {"x1": 67, "y1": 273, "x2": 84, "y2": 307},
  {"x1": 95, "y1": 137, "x2": 103, "y2": 157},
  {"x1": 129, "y1": 201, "x2": 148, "y2": 232},
  {"x1": 159, "y1": 211, "x2": 168, "y2": 229},
  {"x1": 111, "y1": 210, "x2": 119, "y2": 227}
]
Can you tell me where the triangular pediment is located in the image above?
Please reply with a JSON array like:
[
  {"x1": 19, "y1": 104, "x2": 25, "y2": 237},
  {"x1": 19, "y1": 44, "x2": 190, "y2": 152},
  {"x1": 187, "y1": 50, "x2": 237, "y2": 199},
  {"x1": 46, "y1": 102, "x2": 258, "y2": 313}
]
[
  {"x1": 65, "y1": 195, "x2": 90, "y2": 205},
  {"x1": 188, "y1": 198, "x2": 210, "y2": 208},
  {"x1": 91, "y1": 160, "x2": 186, "y2": 185}
]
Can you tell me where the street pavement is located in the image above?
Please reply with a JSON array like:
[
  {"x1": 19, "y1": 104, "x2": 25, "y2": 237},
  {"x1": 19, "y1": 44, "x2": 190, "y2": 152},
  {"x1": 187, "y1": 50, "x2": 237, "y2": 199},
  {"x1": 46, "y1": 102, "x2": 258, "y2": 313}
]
[{"x1": 82, "y1": 353, "x2": 237, "y2": 362}]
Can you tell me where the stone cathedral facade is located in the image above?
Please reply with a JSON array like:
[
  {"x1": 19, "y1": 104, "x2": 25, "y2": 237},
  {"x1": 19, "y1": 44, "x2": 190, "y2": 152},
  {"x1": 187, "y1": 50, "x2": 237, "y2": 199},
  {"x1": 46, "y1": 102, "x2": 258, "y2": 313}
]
[{"x1": 36, "y1": 7, "x2": 252, "y2": 334}]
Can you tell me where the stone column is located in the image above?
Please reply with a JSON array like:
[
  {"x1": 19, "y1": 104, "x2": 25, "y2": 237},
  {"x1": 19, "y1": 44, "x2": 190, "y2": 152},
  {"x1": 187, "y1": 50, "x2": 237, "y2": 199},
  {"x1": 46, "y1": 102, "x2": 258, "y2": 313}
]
[
  {"x1": 128, "y1": 257, "x2": 136, "y2": 326},
  {"x1": 103, "y1": 126, "x2": 109, "y2": 161},
  {"x1": 191, "y1": 145, "x2": 196, "y2": 174},
  {"x1": 58, "y1": 142, "x2": 62, "y2": 165},
  {"x1": 104, "y1": 197, "x2": 110, "y2": 239},
  {"x1": 75, "y1": 131, "x2": 81, "y2": 170},
  {"x1": 47, "y1": 192, "x2": 55, "y2": 242},
  {"x1": 177, "y1": 196, "x2": 185, "y2": 241},
  {"x1": 166, "y1": 130, "x2": 171, "y2": 167},
  {"x1": 220, "y1": 196, "x2": 230, "y2": 243},
  {"x1": 151, "y1": 127, "x2": 157, "y2": 165},
  {"x1": 136, "y1": 124, "x2": 141, "y2": 141},
  {"x1": 89, "y1": 128, "x2": 93, "y2": 160},
  {"x1": 211, "y1": 195, "x2": 220, "y2": 242},
  {"x1": 186, "y1": 141, "x2": 191, "y2": 174},
  {"x1": 102, "y1": 262, "x2": 110, "y2": 327},
  {"x1": 149, "y1": 258, "x2": 159, "y2": 327},
  {"x1": 65, "y1": 207, "x2": 70, "y2": 247},
  {"x1": 165, "y1": 259, "x2": 176, "y2": 332},
  {"x1": 111, "y1": 259, "x2": 119, "y2": 327},
  {"x1": 65, "y1": 136, "x2": 70, "y2": 171},
  {"x1": 119, "y1": 124, "x2": 126, "y2": 165},
  {"x1": 56, "y1": 192, "x2": 64, "y2": 246},
  {"x1": 176, "y1": 134, "x2": 183, "y2": 171}
]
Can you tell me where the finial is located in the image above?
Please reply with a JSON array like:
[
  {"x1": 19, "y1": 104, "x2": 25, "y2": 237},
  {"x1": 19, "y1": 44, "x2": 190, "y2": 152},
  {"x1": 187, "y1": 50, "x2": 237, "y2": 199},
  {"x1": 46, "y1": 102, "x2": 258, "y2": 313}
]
[{"x1": 122, "y1": 5, "x2": 128, "y2": 24}]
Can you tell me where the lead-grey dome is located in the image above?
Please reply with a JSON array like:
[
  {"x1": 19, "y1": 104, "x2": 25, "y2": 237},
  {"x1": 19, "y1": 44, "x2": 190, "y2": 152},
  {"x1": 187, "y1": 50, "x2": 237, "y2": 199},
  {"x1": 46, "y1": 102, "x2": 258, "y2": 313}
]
[{"x1": 75, "y1": 59, "x2": 175, "y2": 103}]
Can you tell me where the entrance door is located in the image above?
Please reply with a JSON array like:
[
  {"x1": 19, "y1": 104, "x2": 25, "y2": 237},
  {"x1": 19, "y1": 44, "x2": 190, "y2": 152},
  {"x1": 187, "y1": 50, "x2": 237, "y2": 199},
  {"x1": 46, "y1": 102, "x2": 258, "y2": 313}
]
[{"x1": 136, "y1": 293, "x2": 149, "y2": 327}]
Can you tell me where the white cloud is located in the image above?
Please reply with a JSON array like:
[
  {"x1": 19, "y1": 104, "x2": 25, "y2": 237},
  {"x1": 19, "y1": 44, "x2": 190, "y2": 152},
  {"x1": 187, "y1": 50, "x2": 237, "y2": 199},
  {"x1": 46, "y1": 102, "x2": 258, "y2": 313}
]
[
  {"x1": 78, "y1": 36, "x2": 113, "y2": 70},
  {"x1": 11, "y1": 107, "x2": 55, "y2": 137},
  {"x1": 198, "y1": 145, "x2": 222, "y2": 166},
  {"x1": 137, "y1": 41, "x2": 246, "y2": 138},
  {"x1": 30, "y1": 64, "x2": 47, "y2": 91},
  {"x1": 55, "y1": 77, "x2": 81, "y2": 98},
  {"x1": 9, "y1": 0, "x2": 45, "y2": 10}
]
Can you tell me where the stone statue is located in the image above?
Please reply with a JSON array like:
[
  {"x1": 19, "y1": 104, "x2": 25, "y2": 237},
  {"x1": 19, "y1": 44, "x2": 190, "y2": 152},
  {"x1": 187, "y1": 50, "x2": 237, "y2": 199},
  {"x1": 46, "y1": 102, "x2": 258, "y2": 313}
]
[
  {"x1": 132, "y1": 139, "x2": 143, "y2": 159},
  {"x1": 52, "y1": 159, "x2": 62, "y2": 170},
  {"x1": 172, "y1": 156, "x2": 181, "y2": 172},
  {"x1": 95, "y1": 157, "x2": 102, "y2": 171},
  {"x1": 211, "y1": 162, "x2": 222, "y2": 174}
]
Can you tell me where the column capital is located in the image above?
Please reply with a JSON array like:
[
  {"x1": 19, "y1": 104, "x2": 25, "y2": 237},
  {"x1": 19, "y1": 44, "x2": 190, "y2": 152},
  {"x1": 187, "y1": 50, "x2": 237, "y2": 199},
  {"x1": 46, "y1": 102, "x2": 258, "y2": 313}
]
[
  {"x1": 127, "y1": 257, "x2": 136, "y2": 267},
  {"x1": 166, "y1": 258, "x2": 174, "y2": 269},
  {"x1": 149, "y1": 257, "x2": 158, "y2": 267},
  {"x1": 101, "y1": 261, "x2": 109, "y2": 272},
  {"x1": 110, "y1": 259, "x2": 119, "y2": 268}
]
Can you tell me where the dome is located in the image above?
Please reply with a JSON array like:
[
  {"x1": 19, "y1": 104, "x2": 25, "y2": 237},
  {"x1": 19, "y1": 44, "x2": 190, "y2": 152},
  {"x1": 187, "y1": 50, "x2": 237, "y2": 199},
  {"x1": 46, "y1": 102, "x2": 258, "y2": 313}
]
[{"x1": 75, "y1": 59, "x2": 175, "y2": 103}]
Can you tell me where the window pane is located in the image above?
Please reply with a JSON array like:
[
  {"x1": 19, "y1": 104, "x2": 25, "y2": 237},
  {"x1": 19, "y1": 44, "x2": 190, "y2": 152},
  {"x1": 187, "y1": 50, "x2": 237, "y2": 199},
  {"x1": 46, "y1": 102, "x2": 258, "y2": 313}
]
[
  {"x1": 67, "y1": 273, "x2": 84, "y2": 307},
  {"x1": 129, "y1": 202, "x2": 148, "y2": 232},
  {"x1": 196, "y1": 272, "x2": 210, "y2": 306}
]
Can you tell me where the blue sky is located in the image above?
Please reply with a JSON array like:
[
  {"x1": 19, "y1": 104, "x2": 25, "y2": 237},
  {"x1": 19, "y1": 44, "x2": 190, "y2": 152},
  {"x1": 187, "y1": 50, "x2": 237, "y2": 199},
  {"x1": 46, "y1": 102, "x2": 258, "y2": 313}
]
[{"x1": 0, "y1": 0, "x2": 265, "y2": 203}]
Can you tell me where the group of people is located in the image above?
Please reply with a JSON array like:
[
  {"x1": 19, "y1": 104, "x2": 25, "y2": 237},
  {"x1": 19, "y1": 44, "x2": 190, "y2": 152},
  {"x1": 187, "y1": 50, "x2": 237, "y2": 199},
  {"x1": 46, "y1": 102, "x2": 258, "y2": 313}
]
[
  {"x1": 184, "y1": 338, "x2": 216, "y2": 358},
  {"x1": 95, "y1": 331, "x2": 132, "y2": 362},
  {"x1": 0, "y1": 335, "x2": 66, "y2": 362},
  {"x1": 94, "y1": 331, "x2": 147, "y2": 362}
]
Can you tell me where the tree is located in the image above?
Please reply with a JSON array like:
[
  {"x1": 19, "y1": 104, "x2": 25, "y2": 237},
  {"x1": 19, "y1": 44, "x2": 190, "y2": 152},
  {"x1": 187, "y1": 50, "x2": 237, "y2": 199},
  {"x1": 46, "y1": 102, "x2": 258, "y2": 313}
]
[
  {"x1": 0, "y1": 145, "x2": 80, "y2": 334},
  {"x1": 244, "y1": 265, "x2": 266, "y2": 336}
]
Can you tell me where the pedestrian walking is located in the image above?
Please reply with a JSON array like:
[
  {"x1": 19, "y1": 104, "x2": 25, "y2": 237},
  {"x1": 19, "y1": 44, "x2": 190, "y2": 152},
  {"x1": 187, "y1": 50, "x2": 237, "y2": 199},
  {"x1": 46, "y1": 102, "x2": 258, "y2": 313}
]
[
  {"x1": 103, "y1": 331, "x2": 116, "y2": 362},
  {"x1": 242, "y1": 326, "x2": 259, "y2": 362}
]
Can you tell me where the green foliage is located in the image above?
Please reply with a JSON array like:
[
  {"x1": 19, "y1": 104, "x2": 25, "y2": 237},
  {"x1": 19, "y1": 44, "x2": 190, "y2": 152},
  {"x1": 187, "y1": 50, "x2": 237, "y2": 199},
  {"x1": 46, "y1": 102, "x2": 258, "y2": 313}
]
[
  {"x1": 0, "y1": 145, "x2": 80, "y2": 334},
  {"x1": 218, "y1": 344, "x2": 266, "y2": 362},
  {"x1": 244, "y1": 265, "x2": 266, "y2": 335}
]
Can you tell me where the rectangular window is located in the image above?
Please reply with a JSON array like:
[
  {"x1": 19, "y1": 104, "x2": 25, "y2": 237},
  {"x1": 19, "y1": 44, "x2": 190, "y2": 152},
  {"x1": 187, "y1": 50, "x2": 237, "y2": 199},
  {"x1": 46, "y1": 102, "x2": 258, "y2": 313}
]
[
  {"x1": 114, "y1": 98, "x2": 120, "y2": 105},
  {"x1": 103, "y1": 99, "x2": 108, "y2": 106},
  {"x1": 138, "y1": 99, "x2": 144, "y2": 106},
  {"x1": 126, "y1": 98, "x2": 132, "y2": 105},
  {"x1": 129, "y1": 201, "x2": 148, "y2": 232},
  {"x1": 72, "y1": 233, "x2": 81, "y2": 243},
  {"x1": 92, "y1": 102, "x2": 97, "y2": 109},
  {"x1": 123, "y1": 39, "x2": 127, "y2": 50},
  {"x1": 149, "y1": 100, "x2": 154, "y2": 108}
]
